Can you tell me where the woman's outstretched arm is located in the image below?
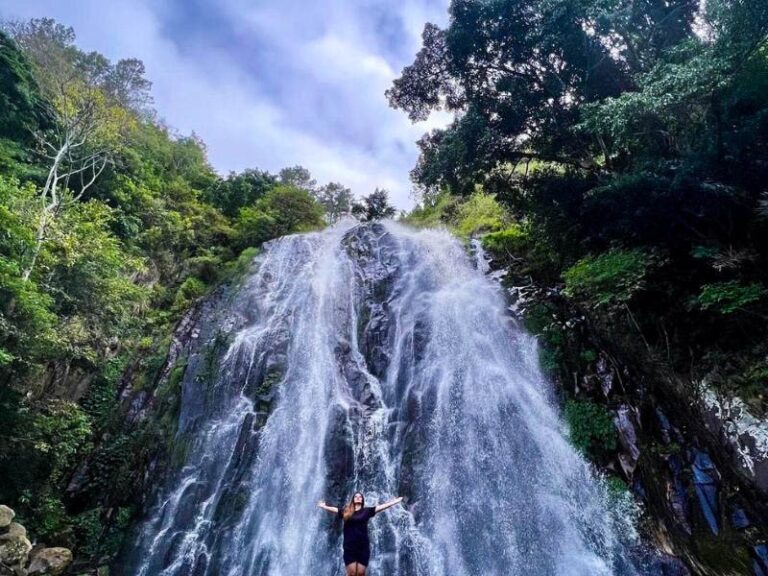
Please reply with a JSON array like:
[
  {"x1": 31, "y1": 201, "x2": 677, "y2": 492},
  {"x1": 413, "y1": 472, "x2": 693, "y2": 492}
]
[
  {"x1": 374, "y1": 496, "x2": 404, "y2": 514},
  {"x1": 317, "y1": 500, "x2": 339, "y2": 514}
]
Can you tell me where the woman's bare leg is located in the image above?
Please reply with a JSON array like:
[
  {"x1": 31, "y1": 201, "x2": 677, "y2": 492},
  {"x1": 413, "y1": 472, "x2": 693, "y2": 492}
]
[{"x1": 345, "y1": 563, "x2": 366, "y2": 576}]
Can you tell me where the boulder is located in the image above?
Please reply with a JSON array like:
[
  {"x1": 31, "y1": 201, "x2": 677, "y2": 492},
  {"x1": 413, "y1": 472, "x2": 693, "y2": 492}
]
[
  {"x1": 0, "y1": 507, "x2": 14, "y2": 531},
  {"x1": 27, "y1": 547, "x2": 73, "y2": 575},
  {"x1": 0, "y1": 522, "x2": 32, "y2": 575}
]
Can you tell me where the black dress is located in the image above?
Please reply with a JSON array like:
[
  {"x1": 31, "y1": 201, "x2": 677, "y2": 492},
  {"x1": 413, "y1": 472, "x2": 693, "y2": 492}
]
[{"x1": 338, "y1": 506, "x2": 376, "y2": 566}]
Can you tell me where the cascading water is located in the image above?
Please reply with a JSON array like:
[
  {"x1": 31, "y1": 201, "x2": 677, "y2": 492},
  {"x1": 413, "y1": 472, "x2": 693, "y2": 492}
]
[{"x1": 123, "y1": 220, "x2": 646, "y2": 576}]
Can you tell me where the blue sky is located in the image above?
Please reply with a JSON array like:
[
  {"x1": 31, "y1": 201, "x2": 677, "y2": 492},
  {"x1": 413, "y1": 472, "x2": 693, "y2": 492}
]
[{"x1": 1, "y1": 0, "x2": 451, "y2": 207}]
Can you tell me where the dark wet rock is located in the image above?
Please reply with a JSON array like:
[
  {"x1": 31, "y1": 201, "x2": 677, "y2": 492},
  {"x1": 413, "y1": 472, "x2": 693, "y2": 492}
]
[
  {"x1": 666, "y1": 454, "x2": 692, "y2": 535},
  {"x1": 699, "y1": 388, "x2": 768, "y2": 496},
  {"x1": 335, "y1": 340, "x2": 379, "y2": 409},
  {"x1": 754, "y1": 544, "x2": 768, "y2": 576},
  {"x1": 655, "y1": 407, "x2": 685, "y2": 446},
  {"x1": 323, "y1": 403, "x2": 355, "y2": 501},
  {"x1": 119, "y1": 302, "x2": 203, "y2": 425},
  {"x1": 614, "y1": 404, "x2": 642, "y2": 478},
  {"x1": 730, "y1": 505, "x2": 750, "y2": 530},
  {"x1": 596, "y1": 355, "x2": 614, "y2": 397},
  {"x1": 691, "y1": 450, "x2": 720, "y2": 536},
  {"x1": 645, "y1": 552, "x2": 692, "y2": 576},
  {"x1": 343, "y1": 224, "x2": 401, "y2": 380}
]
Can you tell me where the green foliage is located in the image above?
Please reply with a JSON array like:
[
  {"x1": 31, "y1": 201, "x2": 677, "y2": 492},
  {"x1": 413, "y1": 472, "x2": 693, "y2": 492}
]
[
  {"x1": 454, "y1": 190, "x2": 505, "y2": 236},
  {"x1": 235, "y1": 184, "x2": 325, "y2": 249},
  {"x1": 315, "y1": 182, "x2": 353, "y2": 223},
  {"x1": 523, "y1": 302, "x2": 557, "y2": 336},
  {"x1": 403, "y1": 190, "x2": 460, "y2": 228},
  {"x1": 482, "y1": 225, "x2": 527, "y2": 256},
  {"x1": 580, "y1": 349, "x2": 598, "y2": 365},
  {"x1": 172, "y1": 277, "x2": 207, "y2": 312},
  {"x1": 564, "y1": 400, "x2": 618, "y2": 459},
  {"x1": 563, "y1": 249, "x2": 649, "y2": 308},
  {"x1": 223, "y1": 246, "x2": 260, "y2": 283},
  {"x1": 0, "y1": 18, "x2": 342, "y2": 561},
  {"x1": 695, "y1": 281, "x2": 767, "y2": 314},
  {"x1": 204, "y1": 169, "x2": 276, "y2": 217},
  {"x1": 30, "y1": 400, "x2": 93, "y2": 484},
  {"x1": 352, "y1": 188, "x2": 397, "y2": 221},
  {"x1": 23, "y1": 492, "x2": 69, "y2": 541},
  {"x1": 523, "y1": 302, "x2": 568, "y2": 376},
  {"x1": 603, "y1": 476, "x2": 630, "y2": 499},
  {"x1": 405, "y1": 189, "x2": 507, "y2": 238},
  {"x1": 73, "y1": 506, "x2": 133, "y2": 558}
]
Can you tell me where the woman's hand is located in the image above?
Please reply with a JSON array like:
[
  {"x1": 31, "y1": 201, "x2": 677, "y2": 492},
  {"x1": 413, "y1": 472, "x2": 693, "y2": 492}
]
[{"x1": 317, "y1": 501, "x2": 339, "y2": 514}]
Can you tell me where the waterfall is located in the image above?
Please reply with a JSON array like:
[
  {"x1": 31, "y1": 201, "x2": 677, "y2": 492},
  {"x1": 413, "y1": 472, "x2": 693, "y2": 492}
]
[{"x1": 124, "y1": 221, "x2": 644, "y2": 576}]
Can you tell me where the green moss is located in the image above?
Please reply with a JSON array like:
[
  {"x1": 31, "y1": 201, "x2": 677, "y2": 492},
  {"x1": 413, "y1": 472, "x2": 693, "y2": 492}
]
[
  {"x1": 603, "y1": 475, "x2": 629, "y2": 498},
  {"x1": 168, "y1": 358, "x2": 188, "y2": 391},
  {"x1": 196, "y1": 331, "x2": 229, "y2": 388},
  {"x1": 564, "y1": 400, "x2": 618, "y2": 459}
]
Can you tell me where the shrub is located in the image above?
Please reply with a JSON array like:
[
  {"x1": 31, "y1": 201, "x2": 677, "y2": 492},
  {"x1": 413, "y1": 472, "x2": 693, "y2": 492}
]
[
  {"x1": 564, "y1": 400, "x2": 618, "y2": 458},
  {"x1": 481, "y1": 224, "x2": 527, "y2": 257},
  {"x1": 454, "y1": 190, "x2": 505, "y2": 236},
  {"x1": 31, "y1": 400, "x2": 93, "y2": 484},
  {"x1": 171, "y1": 276, "x2": 207, "y2": 312},
  {"x1": 695, "y1": 280, "x2": 766, "y2": 315},
  {"x1": 563, "y1": 248, "x2": 649, "y2": 307},
  {"x1": 403, "y1": 191, "x2": 460, "y2": 228}
]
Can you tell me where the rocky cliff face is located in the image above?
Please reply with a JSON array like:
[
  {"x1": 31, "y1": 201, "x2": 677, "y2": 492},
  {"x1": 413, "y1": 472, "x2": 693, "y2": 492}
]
[
  {"x1": 475, "y1": 240, "x2": 768, "y2": 576},
  {"x1": 54, "y1": 221, "x2": 767, "y2": 575}
]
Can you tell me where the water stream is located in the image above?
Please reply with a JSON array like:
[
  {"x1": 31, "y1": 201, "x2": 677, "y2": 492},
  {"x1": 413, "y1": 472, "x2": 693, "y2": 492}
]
[{"x1": 125, "y1": 221, "x2": 643, "y2": 576}]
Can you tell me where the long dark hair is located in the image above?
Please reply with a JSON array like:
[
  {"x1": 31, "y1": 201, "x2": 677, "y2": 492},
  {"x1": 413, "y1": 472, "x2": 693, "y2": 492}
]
[{"x1": 342, "y1": 492, "x2": 364, "y2": 521}]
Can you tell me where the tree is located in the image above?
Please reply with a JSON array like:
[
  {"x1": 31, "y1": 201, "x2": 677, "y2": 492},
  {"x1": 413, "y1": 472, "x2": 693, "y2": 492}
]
[
  {"x1": 315, "y1": 182, "x2": 352, "y2": 223},
  {"x1": 235, "y1": 185, "x2": 325, "y2": 249},
  {"x1": 278, "y1": 165, "x2": 317, "y2": 193},
  {"x1": 352, "y1": 188, "x2": 396, "y2": 221},
  {"x1": 0, "y1": 32, "x2": 51, "y2": 156},
  {"x1": 4, "y1": 19, "x2": 144, "y2": 280},
  {"x1": 205, "y1": 168, "x2": 276, "y2": 217},
  {"x1": 387, "y1": 0, "x2": 699, "y2": 195}
]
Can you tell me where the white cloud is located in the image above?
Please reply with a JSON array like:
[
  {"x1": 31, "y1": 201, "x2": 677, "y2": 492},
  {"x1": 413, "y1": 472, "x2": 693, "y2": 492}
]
[{"x1": 0, "y1": 0, "x2": 452, "y2": 208}]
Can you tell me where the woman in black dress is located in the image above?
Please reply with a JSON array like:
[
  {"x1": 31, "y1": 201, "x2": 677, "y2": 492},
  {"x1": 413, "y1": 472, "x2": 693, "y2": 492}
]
[{"x1": 318, "y1": 492, "x2": 404, "y2": 575}]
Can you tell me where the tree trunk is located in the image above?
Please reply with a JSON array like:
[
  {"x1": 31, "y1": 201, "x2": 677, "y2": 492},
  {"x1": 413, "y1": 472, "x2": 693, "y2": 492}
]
[{"x1": 21, "y1": 143, "x2": 67, "y2": 281}]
